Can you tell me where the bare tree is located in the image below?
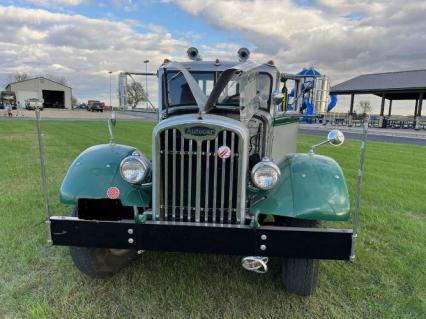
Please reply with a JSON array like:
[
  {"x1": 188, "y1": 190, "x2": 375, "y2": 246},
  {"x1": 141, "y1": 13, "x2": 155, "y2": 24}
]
[
  {"x1": 126, "y1": 81, "x2": 146, "y2": 108},
  {"x1": 46, "y1": 74, "x2": 69, "y2": 86},
  {"x1": 7, "y1": 72, "x2": 30, "y2": 83},
  {"x1": 357, "y1": 100, "x2": 372, "y2": 119}
]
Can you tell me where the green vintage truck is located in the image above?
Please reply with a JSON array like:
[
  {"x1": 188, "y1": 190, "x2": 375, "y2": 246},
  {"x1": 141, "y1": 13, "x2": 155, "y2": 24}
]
[{"x1": 49, "y1": 47, "x2": 354, "y2": 296}]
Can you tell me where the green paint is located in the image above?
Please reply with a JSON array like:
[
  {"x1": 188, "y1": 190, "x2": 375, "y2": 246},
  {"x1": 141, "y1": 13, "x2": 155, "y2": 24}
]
[
  {"x1": 59, "y1": 143, "x2": 152, "y2": 208},
  {"x1": 273, "y1": 116, "x2": 299, "y2": 126},
  {"x1": 250, "y1": 153, "x2": 350, "y2": 221}
]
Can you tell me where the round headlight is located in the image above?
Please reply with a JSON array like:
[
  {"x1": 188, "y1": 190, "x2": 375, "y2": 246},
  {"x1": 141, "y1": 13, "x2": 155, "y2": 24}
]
[
  {"x1": 251, "y1": 159, "x2": 281, "y2": 190},
  {"x1": 120, "y1": 155, "x2": 150, "y2": 184}
]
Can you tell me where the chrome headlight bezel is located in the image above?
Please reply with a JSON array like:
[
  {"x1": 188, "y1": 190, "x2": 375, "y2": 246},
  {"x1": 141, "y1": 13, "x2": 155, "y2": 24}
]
[
  {"x1": 119, "y1": 154, "x2": 150, "y2": 184},
  {"x1": 251, "y1": 158, "x2": 281, "y2": 190}
]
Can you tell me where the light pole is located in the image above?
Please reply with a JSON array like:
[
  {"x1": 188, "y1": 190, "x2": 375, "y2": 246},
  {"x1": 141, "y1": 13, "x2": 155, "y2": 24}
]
[
  {"x1": 144, "y1": 60, "x2": 149, "y2": 108},
  {"x1": 108, "y1": 71, "x2": 112, "y2": 109}
]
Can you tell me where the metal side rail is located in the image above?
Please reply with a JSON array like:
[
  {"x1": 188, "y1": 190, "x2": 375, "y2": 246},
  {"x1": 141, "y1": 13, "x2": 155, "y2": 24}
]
[{"x1": 50, "y1": 216, "x2": 353, "y2": 260}]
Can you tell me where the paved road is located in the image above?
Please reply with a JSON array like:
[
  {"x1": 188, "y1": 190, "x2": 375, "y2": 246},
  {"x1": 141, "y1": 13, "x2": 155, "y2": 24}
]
[
  {"x1": 0, "y1": 109, "x2": 157, "y2": 121},
  {"x1": 300, "y1": 128, "x2": 426, "y2": 146}
]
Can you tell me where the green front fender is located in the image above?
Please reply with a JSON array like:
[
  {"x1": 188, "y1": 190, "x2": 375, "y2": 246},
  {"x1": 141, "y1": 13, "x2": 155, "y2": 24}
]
[
  {"x1": 60, "y1": 143, "x2": 152, "y2": 207},
  {"x1": 250, "y1": 153, "x2": 350, "y2": 221}
]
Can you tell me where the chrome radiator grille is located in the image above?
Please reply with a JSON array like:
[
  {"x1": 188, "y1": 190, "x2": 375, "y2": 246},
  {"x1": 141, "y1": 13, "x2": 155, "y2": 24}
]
[{"x1": 158, "y1": 128, "x2": 241, "y2": 224}]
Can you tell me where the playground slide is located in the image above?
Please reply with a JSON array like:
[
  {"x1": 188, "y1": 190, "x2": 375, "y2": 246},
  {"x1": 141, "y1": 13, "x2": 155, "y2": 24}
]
[{"x1": 300, "y1": 96, "x2": 314, "y2": 123}]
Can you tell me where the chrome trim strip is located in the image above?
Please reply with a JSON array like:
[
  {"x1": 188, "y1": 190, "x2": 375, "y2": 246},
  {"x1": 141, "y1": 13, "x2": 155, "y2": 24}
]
[
  {"x1": 229, "y1": 132, "x2": 235, "y2": 222},
  {"x1": 180, "y1": 135, "x2": 184, "y2": 221},
  {"x1": 164, "y1": 130, "x2": 168, "y2": 220},
  {"x1": 204, "y1": 140, "x2": 210, "y2": 222},
  {"x1": 172, "y1": 129, "x2": 177, "y2": 220},
  {"x1": 212, "y1": 136, "x2": 218, "y2": 222},
  {"x1": 188, "y1": 139, "x2": 193, "y2": 221},
  {"x1": 195, "y1": 141, "x2": 202, "y2": 222},
  {"x1": 220, "y1": 131, "x2": 226, "y2": 222}
]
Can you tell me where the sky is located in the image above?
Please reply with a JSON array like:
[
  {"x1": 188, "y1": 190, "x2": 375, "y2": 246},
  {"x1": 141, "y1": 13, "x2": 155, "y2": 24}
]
[{"x1": 0, "y1": 0, "x2": 425, "y2": 115}]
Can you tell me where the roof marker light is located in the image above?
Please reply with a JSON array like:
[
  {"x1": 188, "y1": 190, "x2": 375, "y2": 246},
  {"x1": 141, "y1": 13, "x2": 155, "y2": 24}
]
[{"x1": 215, "y1": 58, "x2": 221, "y2": 66}]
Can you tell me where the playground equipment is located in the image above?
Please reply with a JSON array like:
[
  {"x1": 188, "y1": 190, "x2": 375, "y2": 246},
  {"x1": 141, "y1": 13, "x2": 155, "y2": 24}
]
[
  {"x1": 118, "y1": 72, "x2": 156, "y2": 110},
  {"x1": 282, "y1": 68, "x2": 337, "y2": 123}
]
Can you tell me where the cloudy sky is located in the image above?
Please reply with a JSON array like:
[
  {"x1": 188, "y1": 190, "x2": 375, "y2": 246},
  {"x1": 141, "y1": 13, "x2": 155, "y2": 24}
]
[{"x1": 0, "y1": 0, "x2": 425, "y2": 114}]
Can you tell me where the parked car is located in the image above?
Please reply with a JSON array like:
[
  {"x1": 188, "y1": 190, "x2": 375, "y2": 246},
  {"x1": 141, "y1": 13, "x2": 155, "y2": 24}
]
[
  {"x1": 73, "y1": 103, "x2": 87, "y2": 110},
  {"x1": 87, "y1": 101, "x2": 104, "y2": 112},
  {"x1": 25, "y1": 98, "x2": 44, "y2": 110},
  {"x1": 48, "y1": 47, "x2": 353, "y2": 296}
]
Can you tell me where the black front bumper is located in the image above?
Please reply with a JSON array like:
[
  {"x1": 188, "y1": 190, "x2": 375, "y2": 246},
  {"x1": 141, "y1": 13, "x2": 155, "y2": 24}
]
[{"x1": 50, "y1": 217, "x2": 354, "y2": 260}]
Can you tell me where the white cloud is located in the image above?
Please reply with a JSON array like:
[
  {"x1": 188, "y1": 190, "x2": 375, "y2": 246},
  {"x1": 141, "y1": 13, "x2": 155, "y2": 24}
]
[
  {"x1": 169, "y1": 0, "x2": 426, "y2": 114},
  {"x1": 0, "y1": 5, "x2": 190, "y2": 104},
  {"x1": 1, "y1": 1, "x2": 425, "y2": 115},
  {"x1": 23, "y1": 0, "x2": 87, "y2": 7}
]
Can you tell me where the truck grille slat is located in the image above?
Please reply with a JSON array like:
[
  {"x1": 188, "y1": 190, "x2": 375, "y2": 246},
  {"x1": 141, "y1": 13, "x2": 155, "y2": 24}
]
[
  {"x1": 187, "y1": 139, "x2": 193, "y2": 221},
  {"x1": 164, "y1": 130, "x2": 168, "y2": 220},
  {"x1": 228, "y1": 132, "x2": 235, "y2": 223},
  {"x1": 204, "y1": 140, "x2": 211, "y2": 219},
  {"x1": 180, "y1": 135, "x2": 184, "y2": 221},
  {"x1": 220, "y1": 131, "x2": 227, "y2": 222},
  {"x1": 212, "y1": 136, "x2": 218, "y2": 222},
  {"x1": 159, "y1": 128, "x2": 241, "y2": 224},
  {"x1": 172, "y1": 129, "x2": 177, "y2": 220},
  {"x1": 195, "y1": 141, "x2": 202, "y2": 222}
]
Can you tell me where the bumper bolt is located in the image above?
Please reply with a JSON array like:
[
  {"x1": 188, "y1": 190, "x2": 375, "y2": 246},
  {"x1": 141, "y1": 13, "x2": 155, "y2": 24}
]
[
  {"x1": 260, "y1": 244, "x2": 267, "y2": 251},
  {"x1": 260, "y1": 234, "x2": 267, "y2": 240},
  {"x1": 128, "y1": 229, "x2": 134, "y2": 235},
  {"x1": 128, "y1": 238, "x2": 134, "y2": 244}
]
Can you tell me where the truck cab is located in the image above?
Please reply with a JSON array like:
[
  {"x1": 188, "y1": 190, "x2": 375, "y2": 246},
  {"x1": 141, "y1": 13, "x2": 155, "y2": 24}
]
[{"x1": 49, "y1": 47, "x2": 353, "y2": 296}]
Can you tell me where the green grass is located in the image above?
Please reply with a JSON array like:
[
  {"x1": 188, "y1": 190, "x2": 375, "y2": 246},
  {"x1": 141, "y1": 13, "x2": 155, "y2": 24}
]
[{"x1": 0, "y1": 120, "x2": 425, "y2": 318}]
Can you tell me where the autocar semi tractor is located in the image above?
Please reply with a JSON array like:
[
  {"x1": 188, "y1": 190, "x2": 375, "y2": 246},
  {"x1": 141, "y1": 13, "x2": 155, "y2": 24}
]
[{"x1": 47, "y1": 47, "x2": 355, "y2": 296}]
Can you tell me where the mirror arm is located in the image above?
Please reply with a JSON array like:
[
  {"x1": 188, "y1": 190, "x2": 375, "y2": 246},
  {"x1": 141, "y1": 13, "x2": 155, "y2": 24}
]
[
  {"x1": 309, "y1": 140, "x2": 329, "y2": 154},
  {"x1": 108, "y1": 119, "x2": 115, "y2": 144}
]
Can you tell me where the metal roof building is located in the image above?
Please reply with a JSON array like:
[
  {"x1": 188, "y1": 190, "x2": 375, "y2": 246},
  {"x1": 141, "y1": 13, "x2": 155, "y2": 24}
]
[
  {"x1": 331, "y1": 70, "x2": 425, "y2": 128},
  {"x1": 5, "y1": 77, "x2": 72, "y2": 109}
]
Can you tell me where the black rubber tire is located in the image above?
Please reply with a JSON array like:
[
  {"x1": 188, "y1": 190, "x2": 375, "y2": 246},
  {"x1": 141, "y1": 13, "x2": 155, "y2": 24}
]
[
  {"x1": 282, "y1": 219, "x2": 320, "y2": 296},
  {"x1": 69, "y1": 207, "x2": 138, "y2": 278}
]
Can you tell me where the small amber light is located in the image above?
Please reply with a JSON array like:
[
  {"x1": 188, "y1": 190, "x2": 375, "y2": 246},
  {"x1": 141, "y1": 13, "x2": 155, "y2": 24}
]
[
  {"x1": 215, "y1": 58, "x2": 221, "y2": 65},
  {"x1": 162, "y1": 58, "x2": 171, "y2": 64},
  {"x1": 266, "y1": 60, "x2": 275, "y2": 65}
]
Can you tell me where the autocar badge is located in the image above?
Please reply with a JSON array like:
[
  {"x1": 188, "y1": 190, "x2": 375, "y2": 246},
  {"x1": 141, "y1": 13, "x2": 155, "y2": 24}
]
[
  {"x1": 218, "y1": 145, "x2": 231, "y2": 159},
  {"x1": 107, "y1": 186, "x2": 120, "y2": 199}
]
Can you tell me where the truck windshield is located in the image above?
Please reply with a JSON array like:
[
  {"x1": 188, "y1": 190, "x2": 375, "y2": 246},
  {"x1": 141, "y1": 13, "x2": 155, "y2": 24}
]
[
  {"x1": 166, "y1": 71, "x2": 214, "y2": 107},
  {"x1": 165, "y1": 70, "x2": 272, "y2": 110}
]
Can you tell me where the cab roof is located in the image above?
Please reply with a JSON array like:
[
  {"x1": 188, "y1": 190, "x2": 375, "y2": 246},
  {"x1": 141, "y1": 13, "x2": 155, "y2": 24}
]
[{"x1": 160, "y1": 60, "x2": 278, "y2": 73}]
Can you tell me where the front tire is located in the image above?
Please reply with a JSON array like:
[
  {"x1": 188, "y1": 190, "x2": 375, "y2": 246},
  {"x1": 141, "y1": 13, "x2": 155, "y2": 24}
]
[
  {"x1": 69, "y1": 207, "x2": 138, "y2": 278},
  {"x1": 282, "y1": 219, "x2": 320, "y2": 296}
]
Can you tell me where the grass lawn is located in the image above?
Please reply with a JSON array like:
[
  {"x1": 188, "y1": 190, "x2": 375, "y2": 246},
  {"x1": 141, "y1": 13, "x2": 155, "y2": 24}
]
[{"x1": 0, "y1": 119, "x2": 425, "y2": 318}]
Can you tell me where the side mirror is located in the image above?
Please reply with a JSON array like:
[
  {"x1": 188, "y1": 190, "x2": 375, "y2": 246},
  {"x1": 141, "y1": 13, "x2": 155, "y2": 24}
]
[
  {"x1": 309, "y1": 129, "x2": 345, "y2": 154},
  {"x1": 110, "y1": 111, "x2": 117, "y2": 126},
  {"x1": 327, "y1": 129, "x2": 344, "y2": 146}
]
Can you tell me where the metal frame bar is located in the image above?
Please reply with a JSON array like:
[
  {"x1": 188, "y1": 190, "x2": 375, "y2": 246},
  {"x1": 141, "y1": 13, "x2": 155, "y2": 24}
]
[
  {"x1": 35, "y1": 108, "x2": 51, "y2": 243},
  {"x1": 350, "y1": 119, "x2": 368, "y2": 260}
]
